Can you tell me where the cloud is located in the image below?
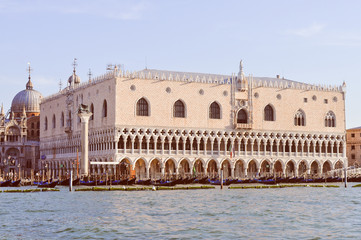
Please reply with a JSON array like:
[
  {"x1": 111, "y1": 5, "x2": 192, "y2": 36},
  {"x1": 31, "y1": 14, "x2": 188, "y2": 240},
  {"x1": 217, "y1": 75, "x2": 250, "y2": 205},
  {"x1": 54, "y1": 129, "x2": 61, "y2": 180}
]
[{"x1": 288, "y1": 23, "x2": 325, "y2": 37}]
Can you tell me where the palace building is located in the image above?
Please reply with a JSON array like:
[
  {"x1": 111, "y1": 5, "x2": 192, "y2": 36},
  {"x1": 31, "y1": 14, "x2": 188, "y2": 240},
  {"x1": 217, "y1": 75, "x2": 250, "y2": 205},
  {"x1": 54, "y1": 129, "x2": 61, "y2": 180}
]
[
  {"x1": 39, "y1": 61, "x2": 347, "y2": 179},
  {"x1": 0, "y1": 67, "x2": 42, "y2": 179},
  {"x1": 346, "y1": 127, "x2": 361, "y2": 167}
]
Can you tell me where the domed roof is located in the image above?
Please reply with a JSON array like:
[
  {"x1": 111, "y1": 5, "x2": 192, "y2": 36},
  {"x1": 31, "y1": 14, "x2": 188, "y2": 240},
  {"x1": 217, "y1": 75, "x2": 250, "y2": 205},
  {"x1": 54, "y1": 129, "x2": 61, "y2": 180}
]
[
  {"x1": 68, "y1": 73, "x2": 81, "y2": 84},
  {"x1": 11, "y1": 78, "x2": 43, "y2": 113}
]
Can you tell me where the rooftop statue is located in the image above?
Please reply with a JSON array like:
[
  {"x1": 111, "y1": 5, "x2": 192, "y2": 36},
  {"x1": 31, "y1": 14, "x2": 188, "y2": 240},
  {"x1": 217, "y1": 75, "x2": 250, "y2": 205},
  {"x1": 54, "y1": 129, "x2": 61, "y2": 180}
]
[{"x1": 78, "y1": 104, "x2": 90, "y2": 114}]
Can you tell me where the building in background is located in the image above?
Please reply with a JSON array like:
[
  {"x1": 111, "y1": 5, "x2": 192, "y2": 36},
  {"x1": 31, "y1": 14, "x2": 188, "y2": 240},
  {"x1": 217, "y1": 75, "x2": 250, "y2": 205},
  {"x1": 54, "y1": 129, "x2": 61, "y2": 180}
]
[
  {"x1": 39, "y1": 61, "x2": 347, "y2": 180},
  {"x1": 0, "y1": 68, "x2": 42, "y2": 180},
  {"x1": 346, "y1": 127, "x2": 361, "y2": 167}
]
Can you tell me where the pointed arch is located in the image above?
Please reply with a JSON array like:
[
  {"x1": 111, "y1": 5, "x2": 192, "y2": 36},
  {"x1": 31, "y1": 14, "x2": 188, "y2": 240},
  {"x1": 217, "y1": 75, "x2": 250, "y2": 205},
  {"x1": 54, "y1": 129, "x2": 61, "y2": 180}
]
[
  {"x1": 102, "y1": 99, "x2": 107, "y2": 118},
  {"x1": 60, "y1": 112, "x2": 64, "y2": 127},
  {"x1": 90, "y1": 103, "x2": 94, "y2": 121},
  {"x1": 209, "y1": 101, "x2": 221, "y2": 119},
  {"x1": 325, "y1": 111, "x2": 336, "y2": 127},
  {"x1": 44, "y1": 117, "x2": 48, "y2": 130},
  {"x1": 136, "y1": 97, "x2": 149, "y2": 116},
  {"x1": 294, "y1": 109, "x2": 305, "y2": 126},
  {"x1": 264, "y1": 104, "x2": 275, "y2": 121},
  {"x1": 52, "y1": 114, "x2": 56, "y2": 129},
  {"x1": 237, "y1": 109, "x2": 248, "y2": 123},
  {"x1": 173, "y1": 99, "x2": 186, "y2": 118}
]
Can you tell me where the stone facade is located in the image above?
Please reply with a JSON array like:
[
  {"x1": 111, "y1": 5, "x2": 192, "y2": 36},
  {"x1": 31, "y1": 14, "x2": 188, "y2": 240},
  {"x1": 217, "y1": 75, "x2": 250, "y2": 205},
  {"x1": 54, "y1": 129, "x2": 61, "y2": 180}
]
[
  {"x1": 0, "y1": 75, "x2": 41, "y2": 180},
  {"x1": 39, "y1": 62, "x2": 347, "y2": 179},
  {"x1": 346, "y1": 127, "x2": 361, "y2": 167}
]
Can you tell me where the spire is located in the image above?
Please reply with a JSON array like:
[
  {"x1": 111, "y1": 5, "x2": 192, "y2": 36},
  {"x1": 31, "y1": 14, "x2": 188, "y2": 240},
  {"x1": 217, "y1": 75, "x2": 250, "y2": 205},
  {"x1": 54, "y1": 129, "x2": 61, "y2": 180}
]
[
  {"x1": 22, "y1": 105, "x2": 26, "y2": 117},
  {"x1": 88, "y1": 68, "x2": 92, "y2": 83},
  {"x1": 0, "y1": 103, "x2": 4, "y2": 116},
  {"x1": 238, "y1": 60, "x2": 244, "y2": 81},
  {"x1": 73, "y1": 58, "x2": 78, "y2": 74},
  {"x1": 26, "y1": 62, "x2": 33, "y2": 90}
]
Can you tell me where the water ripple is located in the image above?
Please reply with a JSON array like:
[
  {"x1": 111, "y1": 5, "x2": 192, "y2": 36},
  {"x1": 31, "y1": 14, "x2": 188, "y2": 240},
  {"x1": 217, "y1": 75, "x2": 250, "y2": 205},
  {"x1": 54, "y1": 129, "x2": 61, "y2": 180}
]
[{"x1": 1, "y1": 185, "x2": 361, "y2": 239}]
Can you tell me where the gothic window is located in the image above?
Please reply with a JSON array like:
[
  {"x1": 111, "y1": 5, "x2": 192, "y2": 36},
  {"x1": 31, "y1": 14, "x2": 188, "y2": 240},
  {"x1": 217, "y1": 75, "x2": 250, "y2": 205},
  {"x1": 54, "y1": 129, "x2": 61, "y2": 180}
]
[
  {"x1": 294, "y1": 109, "x2": 306, "y2": 126},
  {"x1": 237, "y1": 109, "x2": 248, "y2": 123},
  {"x1": 60, "y1": 112, "x2": 64, "y2": 127},
  {"x1": 31, "y1": 123, "x2": 34, "y2": 128},
  {"x1": 264, "y1": 104, "x2": 274, "y2": 121},
  {"x1": 90, "y1": 103, "x2": 94, "y2": 121},
  {"x1": 174, "y1": 100, "x2": 185, "y2": 118},
  {"x1": 102, "y1": 100, "x2": 107, "y2": 118},
  {"x1": 67, "y1": 111, "x2": 72, "y2": 127},
  {"x1": 209, "y1": 102, "x2": 221, "y2": 119},
  {"x1": 52, "y1": 114, "x2": 56, "y2": 128},
  {"x1": 136, "y1": 98, "x2": 149, "y2": 116},
  {"x1": 44, "y1": 117, "x2": 48, "y2": 130},
  {"x1": 325, "y1": 111, "x2": 336, "y2": 127}
]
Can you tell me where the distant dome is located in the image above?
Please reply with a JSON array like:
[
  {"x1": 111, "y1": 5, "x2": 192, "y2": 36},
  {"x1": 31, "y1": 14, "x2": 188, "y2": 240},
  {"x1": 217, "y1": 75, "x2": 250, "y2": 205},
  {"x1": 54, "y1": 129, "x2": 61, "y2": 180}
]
[
  {"x1": 68, "y1": 73, "x2": 81, "y2": 84},
  {"x1": 11, "y1": 79, "x2": 43, "y2": 113}
]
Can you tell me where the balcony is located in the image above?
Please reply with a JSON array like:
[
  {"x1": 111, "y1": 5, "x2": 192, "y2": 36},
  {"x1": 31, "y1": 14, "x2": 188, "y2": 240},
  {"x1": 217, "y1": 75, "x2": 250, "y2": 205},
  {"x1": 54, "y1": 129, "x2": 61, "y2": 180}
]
[{"x1": 235, "y1": 123, "x2": 252, "y2": 129}]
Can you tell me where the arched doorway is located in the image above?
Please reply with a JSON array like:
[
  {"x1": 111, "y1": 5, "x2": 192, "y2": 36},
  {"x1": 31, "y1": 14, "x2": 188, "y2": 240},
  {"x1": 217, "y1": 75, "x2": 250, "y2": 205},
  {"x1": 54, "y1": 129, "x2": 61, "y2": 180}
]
[
  {"x1": 334, "y1": 160, "x2": 343, "y2": 169},
  {"x1": 286, "y1": 161, "x2": 295, "y2": 177},
  {"x1": 260, "y1": 160, "x2": 271, "y2": 177},
  {"x1": 298, "y1": 161, "x2": 307, "y2": 177},
  {"x1": 164, "y1": 159, "x2": 176, "y2": 179},
  {"x1": 274, "y1": 160, "x2": 283, "y2": 177},
  {"x1": 234, "y1": 160, "x2": 244, "y2": 178},
  {"x1": 221, "y1": 160, "x2": 231, "y2": 178},
  {"x1": 193, "y1": 159, "x2": 204, "y2": 177},
  {"x1": 179, "y1": 159, "x2": 190, "y2": 177},
  {"x1": 322, "y1": 161, "x2": 332, "y2": 176},
  {"x1": 207, "y1": 159, "x2": 218, "y2": 178},
  {"x1": 134, "y1": 159, "x2": 146, "y2": 180},
  {"x1": 310, "y1": 161, "x2": 319, "y2": 176},
  {"x1": 149, "y1": 159, "x2": 161, "y2": 180},
  {"x1": 118, "y1": 159, "x2": 131, "y2": 179},
  {"x1": 5, "y1": 148, "x2": 20, "y2": 180},
  {"x1": 247, "y1": 160, "x2": 258, "y2": 178}
]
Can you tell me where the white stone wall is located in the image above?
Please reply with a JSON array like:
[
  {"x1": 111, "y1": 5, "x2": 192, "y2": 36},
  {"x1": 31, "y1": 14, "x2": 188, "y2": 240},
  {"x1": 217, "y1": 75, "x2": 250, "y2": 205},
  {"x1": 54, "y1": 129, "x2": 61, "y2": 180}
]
[{"x1": 39, "y1": 68, "x2": 347, "y2": 179}]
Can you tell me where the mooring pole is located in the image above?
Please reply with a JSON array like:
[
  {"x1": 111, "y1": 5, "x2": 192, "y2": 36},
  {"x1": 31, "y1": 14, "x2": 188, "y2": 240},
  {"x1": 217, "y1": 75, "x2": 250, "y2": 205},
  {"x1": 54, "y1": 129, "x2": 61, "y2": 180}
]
[
  {"x1": 220, "y1": 169, "x2": 224, "y2": 190},
  {"x1": 344, "y1": 167, "x2": 347, "y2": 188},
  {"x1": 69, "y1": 169, "x2": 73, "y2": 192}
]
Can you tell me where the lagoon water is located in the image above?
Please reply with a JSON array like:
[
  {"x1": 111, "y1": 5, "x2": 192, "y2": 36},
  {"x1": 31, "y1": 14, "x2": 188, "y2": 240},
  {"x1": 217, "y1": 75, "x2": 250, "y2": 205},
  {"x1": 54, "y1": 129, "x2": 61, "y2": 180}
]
[{"x1": 1, "y1": 184, "x2": 361, "y2": 240}]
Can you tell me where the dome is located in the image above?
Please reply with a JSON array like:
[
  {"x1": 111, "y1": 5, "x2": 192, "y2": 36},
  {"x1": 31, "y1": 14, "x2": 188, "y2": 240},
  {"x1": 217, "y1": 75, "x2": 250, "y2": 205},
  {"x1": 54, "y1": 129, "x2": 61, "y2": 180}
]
[
  {"x1": 11, "y1": 79, "x2": 43, "y2": 113},
  {"x1": 68, "y1": 73, "x2": 81, "y2": 84}
]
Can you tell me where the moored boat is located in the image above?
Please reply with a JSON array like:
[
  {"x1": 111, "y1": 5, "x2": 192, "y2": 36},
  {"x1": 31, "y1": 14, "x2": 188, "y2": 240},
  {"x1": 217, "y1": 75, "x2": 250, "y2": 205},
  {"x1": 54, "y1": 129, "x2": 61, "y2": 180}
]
[{"x1": 38, "y1": 181, "x2": 58, "y2": 188}]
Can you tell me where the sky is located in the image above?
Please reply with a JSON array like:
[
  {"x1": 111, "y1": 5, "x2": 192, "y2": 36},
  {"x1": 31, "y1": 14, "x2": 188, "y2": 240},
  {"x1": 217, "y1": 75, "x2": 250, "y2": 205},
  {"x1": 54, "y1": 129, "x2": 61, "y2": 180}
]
[{"x1": 0, "y1": 0, "x2": 360, "y2": 128}]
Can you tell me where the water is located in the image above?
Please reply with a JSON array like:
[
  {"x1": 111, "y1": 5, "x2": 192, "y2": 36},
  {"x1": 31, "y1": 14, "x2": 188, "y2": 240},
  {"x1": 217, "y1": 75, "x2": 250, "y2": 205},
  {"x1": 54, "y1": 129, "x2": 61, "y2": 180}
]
[{"x1": 1, "y1": 184, "x2": 361, "y2": 239}]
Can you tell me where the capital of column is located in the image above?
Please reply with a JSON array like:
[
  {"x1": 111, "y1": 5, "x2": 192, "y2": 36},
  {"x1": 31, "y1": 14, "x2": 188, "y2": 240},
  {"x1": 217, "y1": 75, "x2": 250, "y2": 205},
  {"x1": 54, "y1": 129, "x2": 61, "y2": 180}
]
[{"x1": 78, "y1": 112, "x2": 93, "y2": 123}]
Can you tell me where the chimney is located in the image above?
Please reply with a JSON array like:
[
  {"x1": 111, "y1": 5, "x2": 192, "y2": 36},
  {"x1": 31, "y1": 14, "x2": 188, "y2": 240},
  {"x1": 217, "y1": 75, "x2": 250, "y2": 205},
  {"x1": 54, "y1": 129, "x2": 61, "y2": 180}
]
[{"x1": 276, "y1": 75, "x2": 280, "y2": 79}]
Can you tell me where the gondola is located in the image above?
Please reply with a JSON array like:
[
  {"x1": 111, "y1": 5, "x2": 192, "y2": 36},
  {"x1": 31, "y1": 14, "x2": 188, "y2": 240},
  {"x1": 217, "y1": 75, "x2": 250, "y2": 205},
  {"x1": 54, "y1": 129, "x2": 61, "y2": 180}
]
[
  {"x1": 136, "y1": 179, "x2": 152, "y2": 185},
  {"x1": 9, "y1": 180, "x2": 21, "y2": 187},
  {"x1": 193, "y1": 177, "x2": 209, "y2": 184},
  {"x1": 59, "y1": 178, "x2": 80, "y2": 186},
  {"x1": 153, "y1": 180, "x2": 177, "y2": 187},
  {"x1": 79, "y1": 180, "x2": 96, "y2": 186},
  {"x1": 209, "y1": 179, "x2": 232, "y2": 186},
  {"x1": 0, "y1": 180, "x2": 12, "y2": 187},
  {"x1": 37, "y1": 181, "x2": 58, "y2": 188},
  {"x1": 258, "y1": 179, "x2": 276, "y2": 185}
]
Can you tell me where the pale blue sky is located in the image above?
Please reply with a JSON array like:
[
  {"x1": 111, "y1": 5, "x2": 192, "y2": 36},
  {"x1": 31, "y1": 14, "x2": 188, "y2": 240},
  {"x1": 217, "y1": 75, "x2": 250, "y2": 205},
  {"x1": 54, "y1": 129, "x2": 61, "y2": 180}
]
[{"x1": 0, "y1": 0, "x2": 360, "y2": 128}]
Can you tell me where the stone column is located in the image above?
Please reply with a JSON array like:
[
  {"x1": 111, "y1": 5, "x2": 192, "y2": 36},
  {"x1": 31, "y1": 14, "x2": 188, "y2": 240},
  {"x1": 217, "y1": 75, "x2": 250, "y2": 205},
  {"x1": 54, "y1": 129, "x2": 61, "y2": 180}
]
[{"x1": 78, "y1": 111, "x2": 92, "y2": 177}]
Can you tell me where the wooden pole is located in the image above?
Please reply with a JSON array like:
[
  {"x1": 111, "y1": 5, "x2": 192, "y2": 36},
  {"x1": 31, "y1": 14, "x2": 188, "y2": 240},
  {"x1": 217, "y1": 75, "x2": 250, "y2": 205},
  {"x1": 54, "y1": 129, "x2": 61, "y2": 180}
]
[
  {"x1": 220, "y1": 169, "x2": 224, "y2": 190},
  {"x1": 69, "y1": 169, "x2": 73, "y2": 191}
]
